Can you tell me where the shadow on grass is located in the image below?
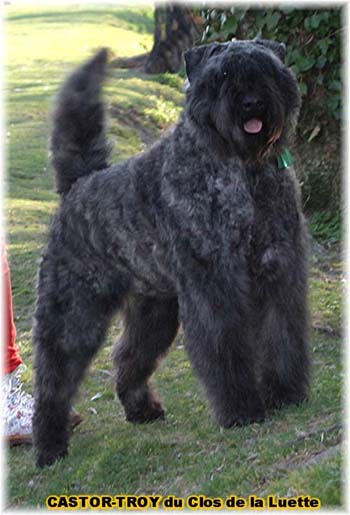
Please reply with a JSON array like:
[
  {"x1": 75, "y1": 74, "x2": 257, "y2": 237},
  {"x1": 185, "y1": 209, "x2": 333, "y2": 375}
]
[
  {"x1": 10, "y1": 224, "x2": 52, "y2": 243},
  {"x1": 8, "y1": 91, "x2": 53, "y2": 104}
]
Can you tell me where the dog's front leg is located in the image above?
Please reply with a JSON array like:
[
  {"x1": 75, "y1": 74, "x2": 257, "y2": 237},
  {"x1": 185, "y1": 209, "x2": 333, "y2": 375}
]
[
  {"x1": 251, "y1": 171, "x2": 310, "y2": 409},
  {"x1": 178, "y1": 274, "x2": 265, "y2": 428},
  {"x1": 255, "y1": 243, "x2": 310, "y2": 410}
]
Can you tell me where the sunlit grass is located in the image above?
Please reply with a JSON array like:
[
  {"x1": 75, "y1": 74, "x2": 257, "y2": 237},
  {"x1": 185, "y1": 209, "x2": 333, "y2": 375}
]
[{"x1": 5, "y1": 5, "x2": 153, "y2": 65}]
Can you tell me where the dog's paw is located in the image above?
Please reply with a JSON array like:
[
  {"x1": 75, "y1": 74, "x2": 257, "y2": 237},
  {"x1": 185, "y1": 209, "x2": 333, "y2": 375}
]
[
  {"x1": 36, "y1": 445, "x2": 68, "y2": 468},
  {"x1": 262, "y1": 375, "x2": 309, "y2": 410},
  {"x1": 217, "y1": 405, "x2": 266, "y2": 429},
  {"x1": 125, "y1": 400, "x2": 165, "y2": 424}
]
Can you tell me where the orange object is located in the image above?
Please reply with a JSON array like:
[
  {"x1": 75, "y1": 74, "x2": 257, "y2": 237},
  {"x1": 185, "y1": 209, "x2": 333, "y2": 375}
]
[{"x1": 3, "y1": 247, "x2": 23, "y2": 374}]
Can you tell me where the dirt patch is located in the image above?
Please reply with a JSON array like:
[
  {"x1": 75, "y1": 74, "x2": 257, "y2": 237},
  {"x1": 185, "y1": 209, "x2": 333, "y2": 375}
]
[
  {"x1": 111, "y1": 105, "x2": 159, "y2": 147},
  {"x1": 111, "y1": 53, "x2": 149, "y2": 71}
]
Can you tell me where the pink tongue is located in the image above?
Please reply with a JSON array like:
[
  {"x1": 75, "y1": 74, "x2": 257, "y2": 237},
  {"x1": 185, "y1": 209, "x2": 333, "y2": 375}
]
[{"x1": 244, "y1": 118, "x2": 263, "y2": 134}]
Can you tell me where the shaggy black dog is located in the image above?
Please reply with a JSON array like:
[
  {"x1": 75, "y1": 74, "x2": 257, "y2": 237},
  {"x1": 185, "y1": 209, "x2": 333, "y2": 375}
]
[{"x1": 33, "y1": 40, "x2": 309, "y2": 467}]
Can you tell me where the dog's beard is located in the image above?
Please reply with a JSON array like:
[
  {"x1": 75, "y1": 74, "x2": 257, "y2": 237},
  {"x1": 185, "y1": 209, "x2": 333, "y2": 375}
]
[
  {"x1": 208, "y1": 93, "x2": 286, "y2": 161},
  {"x1": 187, "y1": 79, "x2": 288, "y2": 161}
]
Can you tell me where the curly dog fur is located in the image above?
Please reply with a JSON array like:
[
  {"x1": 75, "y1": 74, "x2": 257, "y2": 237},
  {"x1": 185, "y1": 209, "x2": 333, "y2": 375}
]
[{"x1": 33, "y1": 40, "x2": 309, "y2": 467}]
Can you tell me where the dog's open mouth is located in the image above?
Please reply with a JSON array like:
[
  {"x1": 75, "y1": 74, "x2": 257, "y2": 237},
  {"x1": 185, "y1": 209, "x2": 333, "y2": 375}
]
[{"x1": 243, "y1": 118, "x2": 263, "y2": 134}]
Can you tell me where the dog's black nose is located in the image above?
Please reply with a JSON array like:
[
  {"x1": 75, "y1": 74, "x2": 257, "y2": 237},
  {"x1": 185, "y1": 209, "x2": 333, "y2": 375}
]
[{"x1": 242, "y1": 95, "x2": 264, "y2": 113}]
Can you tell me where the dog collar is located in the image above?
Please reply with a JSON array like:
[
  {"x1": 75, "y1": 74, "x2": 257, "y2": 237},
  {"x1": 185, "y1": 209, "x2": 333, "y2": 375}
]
[{"x1": 277, "y1": 148, "x2": 294, "y2": 169}]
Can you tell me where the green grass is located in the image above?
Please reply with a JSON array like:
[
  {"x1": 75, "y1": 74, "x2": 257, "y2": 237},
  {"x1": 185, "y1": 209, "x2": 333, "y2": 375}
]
[
  {"x1": 309, "y1": 209, "x2": 342, "y2": 244},
  {"x1": 5, "y1": 4, "x2": 344, "y2": 510}
]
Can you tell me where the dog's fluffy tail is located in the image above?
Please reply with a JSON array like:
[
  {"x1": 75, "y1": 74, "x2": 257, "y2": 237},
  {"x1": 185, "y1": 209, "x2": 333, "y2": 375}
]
[{"x1": 51, "y1": 48, "x2": 111, "y2": 196}]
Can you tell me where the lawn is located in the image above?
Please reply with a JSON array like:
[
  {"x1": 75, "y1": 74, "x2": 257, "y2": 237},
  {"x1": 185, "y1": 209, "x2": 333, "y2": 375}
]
[{"x1": 4, "y1": 4, "x2": 344, "y2": 510}]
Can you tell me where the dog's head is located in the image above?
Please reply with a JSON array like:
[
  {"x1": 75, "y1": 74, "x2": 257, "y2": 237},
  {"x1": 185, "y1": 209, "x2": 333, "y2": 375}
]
[{"x1": 184, "y1": 39, "x2": 301, "y2": 161}]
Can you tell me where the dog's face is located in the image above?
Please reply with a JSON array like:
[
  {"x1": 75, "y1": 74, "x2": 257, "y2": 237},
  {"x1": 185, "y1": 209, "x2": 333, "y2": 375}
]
[{"x1": 184, "y1": 39, "x2": 301, "y2": 161}]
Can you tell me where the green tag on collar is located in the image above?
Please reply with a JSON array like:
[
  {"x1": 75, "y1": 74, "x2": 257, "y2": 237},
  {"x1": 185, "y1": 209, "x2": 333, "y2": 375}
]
[{"x1": 277, "y1": 148, "x2": 294, "y2": 169}]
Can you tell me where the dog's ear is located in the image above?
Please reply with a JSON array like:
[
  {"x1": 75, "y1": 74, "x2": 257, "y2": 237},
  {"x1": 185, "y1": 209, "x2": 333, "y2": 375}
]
[
  {"x1": 184, "y1": 45, "x2": 208, "y2": 83},
  {"x1": 254, "y1": 39, "x2": 286, "y2": 63}
]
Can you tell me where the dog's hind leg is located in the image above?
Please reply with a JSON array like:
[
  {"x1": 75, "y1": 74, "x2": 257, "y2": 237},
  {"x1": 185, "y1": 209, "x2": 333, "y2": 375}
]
[
  {"x1": 114, "y1": 296, "x2": 179, "y2": 423},
  {"x1": 33, "y1": 259, "x2": 125, "y2": 467}
]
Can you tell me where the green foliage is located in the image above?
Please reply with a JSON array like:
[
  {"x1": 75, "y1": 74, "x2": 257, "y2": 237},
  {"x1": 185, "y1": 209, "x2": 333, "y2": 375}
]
[
  {"x1": 147, "y1": 72, "x2": 184, "y2": 90},
  {"x1": 144, "y1": 95, "x2": 182, "y2": 127},
  {"x1": 310, "y1": 210, "x2": 342, "y2": 243},
  {"x1": 200, "y1": 8, "x2": 342, "y2": 121}
]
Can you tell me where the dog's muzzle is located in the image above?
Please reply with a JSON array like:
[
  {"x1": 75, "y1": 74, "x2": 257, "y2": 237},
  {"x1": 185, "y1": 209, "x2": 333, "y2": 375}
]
[{"x1": 242, "y1": 94, "x2": 265, "y2": 135}]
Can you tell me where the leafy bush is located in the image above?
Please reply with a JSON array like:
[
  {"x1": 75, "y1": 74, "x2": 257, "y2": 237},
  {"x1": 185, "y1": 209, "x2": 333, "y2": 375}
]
[
  {"x1": 199, "y1": 8, "x2": 342, "y2": 123},
  {"x1": 309, "y1": 209, "x2": 342, "y2": 243}
]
